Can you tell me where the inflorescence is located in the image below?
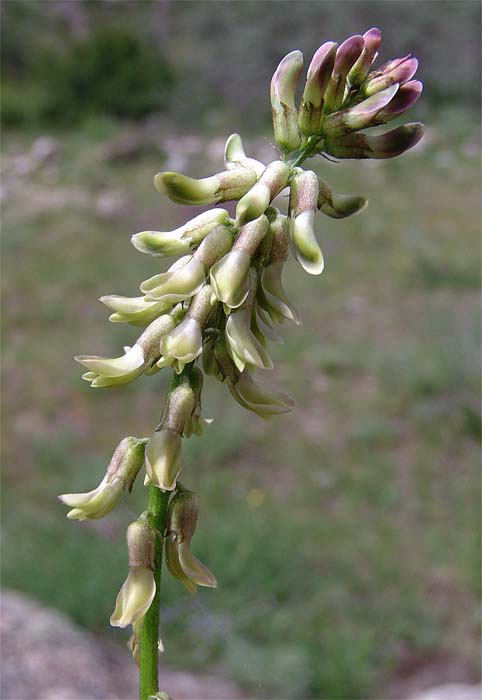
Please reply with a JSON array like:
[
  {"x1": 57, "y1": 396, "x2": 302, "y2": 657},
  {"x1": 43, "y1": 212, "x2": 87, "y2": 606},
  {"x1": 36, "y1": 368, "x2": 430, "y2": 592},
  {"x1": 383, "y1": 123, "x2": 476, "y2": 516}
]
[{"x1": 60, "y1": 27, "x2": 423, "y2": 669}]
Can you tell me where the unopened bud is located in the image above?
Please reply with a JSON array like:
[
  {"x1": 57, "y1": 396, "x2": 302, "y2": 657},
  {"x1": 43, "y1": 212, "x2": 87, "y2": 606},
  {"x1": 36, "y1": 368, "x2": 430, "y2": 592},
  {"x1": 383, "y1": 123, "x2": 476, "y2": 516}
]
[
  {"x1": 376, "y1": 80, "x2": 423, "y2": 122},
  {"x1": 364, "y1": 55, "x2": 418, "y2": 96},
  {"x1": 299, "y1": 41, "x2": 337, "y2": 136},
  {"x1": 235, "y1": 161, "x2": 289, "y2": 225},
  {"x1": 323, "y1": 83, "x2": 399, "y2": 136},
  {"x1": 348, "y1": 28, "x2": 382, "y2": 86},
  {"x1": 193, "y1": 224, "x2": 234, "y2": 269},
  {"x1": 323, "y1": 35, "x2": 364, "y2": 112},
  {"x1": 145, "y1": 429, "x2": 183, "y2": 491},
  {"x1": 317, "y1": 177, "x2": 368, "y2": 219},
  {"x1": 210, "y1": 215, "x2": 269, "y2": 309},
  {"x1": 210, "y1": 250, "x2": 251, "y2": 310},
  {"x1": 289, "y1": 170, "x2": 324, "y2": 275},
  {"x1": 325, "y1": 122, "x2": 424, "y2": 159},
  {"x1": 154, "y1": 169, "x2": 257, "y2": 206},
  {"x1": 270, "y1": 50, "x2": 304, "y2": 152},
  {"x1": 233, "y1": 214, "x2": 270, "y2": 256},
  {"x1": 131, "y1": 208, "x2": 230, "y2": 257},
  {"x1": 303, "y1": 42, "x2": 338, "y2": 108},
  {"x1": 159, "y1": 286, "x2": 214, "y2": 373},
  {"x1": 266, "y1": 211, "x2": 290, "y2": 264}
]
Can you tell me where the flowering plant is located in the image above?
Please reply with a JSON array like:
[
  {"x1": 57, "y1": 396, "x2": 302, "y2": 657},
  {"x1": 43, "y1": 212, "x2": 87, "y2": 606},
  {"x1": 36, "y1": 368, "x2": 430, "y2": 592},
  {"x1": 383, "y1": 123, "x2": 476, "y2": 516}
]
[{"x1": 60, "y1": 28, "x2": 423, "y2": 699}]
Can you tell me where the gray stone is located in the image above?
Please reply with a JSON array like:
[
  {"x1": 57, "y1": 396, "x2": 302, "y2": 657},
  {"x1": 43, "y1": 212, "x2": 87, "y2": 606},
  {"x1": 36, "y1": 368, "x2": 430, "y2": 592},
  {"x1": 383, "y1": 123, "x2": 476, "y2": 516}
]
[{"x1": 0, "y1": 590, "x2": 242, "y2": 700}]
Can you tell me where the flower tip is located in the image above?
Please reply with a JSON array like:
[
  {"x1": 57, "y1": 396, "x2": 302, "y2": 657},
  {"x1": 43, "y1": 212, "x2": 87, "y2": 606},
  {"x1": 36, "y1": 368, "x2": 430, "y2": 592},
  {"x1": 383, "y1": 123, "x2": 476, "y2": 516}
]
[
  {"x1": 109, "y1": 612, "x2": 125, "y2": 628},
  {"x1": 130, "y1": 232, "x2": 144, "y2": 252},
  {"x1": 335, "y1": 34, "x2": 364, "y2": 72},
  {"x1": 66, "y1": 508, "x2": 84, "y2": 520},
  {"x1": 364, "y1": 26, "x2": 381, "y2": 40},
  {"x1": 153, "y1": 171, "x2": 173, "y2": 194}
]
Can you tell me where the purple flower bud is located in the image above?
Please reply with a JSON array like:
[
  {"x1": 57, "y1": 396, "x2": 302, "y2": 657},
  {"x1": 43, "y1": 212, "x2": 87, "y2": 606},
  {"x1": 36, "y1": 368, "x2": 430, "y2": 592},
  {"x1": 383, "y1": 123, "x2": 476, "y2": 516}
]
[
  {"x1": 333, "y1": 35, "x2": 365, "y2": 75},
  {"x1": 325, "y1": 122, "x2": 424, "y2": 159},
  {"x1": 364, "y1": 56, "x2": 418, "y2": 95},
  {"x1": 348, "y1": 27, "x2": 382, "y2": 85},
  {"x1": 299, "y1": 41, "x2": 338, "y2": 135},
  {"x1": 376, "y1": 80, "x2": 423, "y2": 122},
  {"x1": 303, "y1": 41, "x2": 338, "y2": 108},
  {"x1": 324, "y1": 35, "x2": 364, "y2": 112},
  {"x1": 323, "y1": 83, "x2": 399, "y2": 136}
]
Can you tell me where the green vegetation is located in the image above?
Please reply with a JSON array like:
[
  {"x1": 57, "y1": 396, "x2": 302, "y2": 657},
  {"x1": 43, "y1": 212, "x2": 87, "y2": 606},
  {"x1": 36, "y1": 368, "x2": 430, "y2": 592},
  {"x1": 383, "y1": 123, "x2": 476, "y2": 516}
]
[
  {"x1": 1, "y1": 1, "x2": 480, "y2": 129},
  {"x1": 2, "y1": 103, "x2": 480, "y2": 697},
  {"x1": 1, "y1": 6, "x2": 173, "y2": 127}
]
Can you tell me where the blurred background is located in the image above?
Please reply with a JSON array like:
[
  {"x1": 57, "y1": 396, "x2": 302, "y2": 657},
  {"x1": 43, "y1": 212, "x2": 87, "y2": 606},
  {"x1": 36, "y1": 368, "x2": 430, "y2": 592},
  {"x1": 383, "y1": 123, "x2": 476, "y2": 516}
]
[{"x1": 1, "y1": 1, "x2": 481, "y2": 699}]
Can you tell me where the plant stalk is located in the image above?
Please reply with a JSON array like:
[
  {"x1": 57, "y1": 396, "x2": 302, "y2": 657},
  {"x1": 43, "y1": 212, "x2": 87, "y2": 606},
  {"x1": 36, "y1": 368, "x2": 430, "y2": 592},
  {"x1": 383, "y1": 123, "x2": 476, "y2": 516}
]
[{"x1": 139, "y1": 483, "x2": 170, "y2": 700}]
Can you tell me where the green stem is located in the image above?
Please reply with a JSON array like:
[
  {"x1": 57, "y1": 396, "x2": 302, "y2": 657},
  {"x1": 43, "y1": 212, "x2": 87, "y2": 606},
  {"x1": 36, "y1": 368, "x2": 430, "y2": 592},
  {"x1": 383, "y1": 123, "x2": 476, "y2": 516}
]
[
  {"x1": 286, "y1": 135, "x2": 324, "y2": 169},
  {"x1": 139, "y1": 484, "x2": 170, "y2": 700}
]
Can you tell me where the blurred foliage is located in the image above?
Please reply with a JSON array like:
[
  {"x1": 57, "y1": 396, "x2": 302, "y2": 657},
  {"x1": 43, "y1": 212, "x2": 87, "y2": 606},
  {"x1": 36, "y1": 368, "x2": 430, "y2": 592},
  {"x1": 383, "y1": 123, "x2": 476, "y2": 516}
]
[
  {"x1": 1, "y1": 4, "x2": 173, "y2": 126},
  {"x1": 1, "y1": 0, "x2": 480, "y2": 129},
  {"x1": 2, "y1": 104, "x2": 480, "y2": 697}
]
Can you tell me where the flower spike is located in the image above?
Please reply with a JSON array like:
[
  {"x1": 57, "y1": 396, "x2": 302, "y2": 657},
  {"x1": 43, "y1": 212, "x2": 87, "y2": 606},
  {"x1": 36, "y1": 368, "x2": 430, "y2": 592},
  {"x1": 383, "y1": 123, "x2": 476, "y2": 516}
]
[{"x1": 66, "y1": 27, "x2": 424, "y2": 686}]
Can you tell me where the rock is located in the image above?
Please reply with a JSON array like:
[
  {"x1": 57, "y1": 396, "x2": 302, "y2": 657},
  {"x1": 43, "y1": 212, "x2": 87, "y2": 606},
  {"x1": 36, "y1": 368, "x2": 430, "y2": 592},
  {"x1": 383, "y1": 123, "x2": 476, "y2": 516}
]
[
  {"x1": 95, "y1": 191, "x2": 131, "y2": 219},
  {"x1": 408, "y1": 684, "x2": 482, "y2": 700},
  {"x1": 31, "y1": 137, "x2": 60, "y2": 163},
  {"x1": 0, "y1": 590, "x2": 242, "y2": 700},
  {"x1": 1, "y1": 591, "x2": 115, "y2": 700}
]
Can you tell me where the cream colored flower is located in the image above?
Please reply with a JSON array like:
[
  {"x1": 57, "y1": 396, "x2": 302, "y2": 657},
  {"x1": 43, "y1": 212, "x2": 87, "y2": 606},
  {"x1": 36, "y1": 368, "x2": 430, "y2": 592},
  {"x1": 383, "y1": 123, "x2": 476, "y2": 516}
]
[
  {"x1": 228, "y1": 371, "x2": 295, "y2": 419},
  {"x1": 100, "y1": 295, "x2": 171, "y2": 326},
  {"x1": 131, "y1": 208, "x2": 230, "y2": 257},
  {"x1": 60, "y1": 475, "x2": 124, "y2": 521},
  {"x1": 159, "y1": 317, "x2": 202, "y2": 374},
  {"x1": 111, "y1": 517, "x2": 157, "y2": 628},
  {"x1": 110, "y1": 567, "x2": 156, "y2": 628},
  {"x1": 76, "y1": 314, "x2": 175, "y2": 387},
  {"x1": 258, "y1": 261, "x2": 300, "y2": 325},
  {"x1": 140, "y1": 255, "x2": 205, "y2": 303},
  {"x1": 210, "y1": 250, "x2": 251, "y2": 309},
  {"x1": 165, "y1": 487, "x2": 217, "y2": 594},
  {"x1": 59, "y1": 437, "x2": 146, "y2": 520},
  {"x1": 144, "y1": 429, "x2": 183, "y2": 491},
  {"x1": 225, "y1": 305, "x2": 273, "y2": 373}
]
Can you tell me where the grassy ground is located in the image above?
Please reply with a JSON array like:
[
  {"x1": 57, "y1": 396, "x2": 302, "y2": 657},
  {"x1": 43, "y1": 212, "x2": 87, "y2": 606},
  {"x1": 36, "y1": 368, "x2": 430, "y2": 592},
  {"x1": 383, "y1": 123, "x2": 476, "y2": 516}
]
[{"x1": 2, "y1": 106, "x2": 480, "y2": 699}]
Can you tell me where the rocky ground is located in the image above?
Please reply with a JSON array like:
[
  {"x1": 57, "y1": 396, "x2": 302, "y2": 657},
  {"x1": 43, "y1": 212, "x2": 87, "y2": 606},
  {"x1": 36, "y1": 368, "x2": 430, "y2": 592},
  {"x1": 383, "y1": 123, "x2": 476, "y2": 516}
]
[
  {"x1": 1, "y1": 591, "x2": 242, "y2": 700},
  {"x1": 2, "y1": 590, "x2": 480, "y2": 700}
]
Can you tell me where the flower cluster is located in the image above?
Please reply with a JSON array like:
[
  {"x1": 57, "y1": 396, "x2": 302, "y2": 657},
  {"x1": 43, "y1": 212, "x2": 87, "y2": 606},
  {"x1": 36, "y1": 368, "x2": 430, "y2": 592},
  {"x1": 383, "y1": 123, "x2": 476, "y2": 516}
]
[{"x1": 60, "y1": 27, "x2": 423, "y2": 671}]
